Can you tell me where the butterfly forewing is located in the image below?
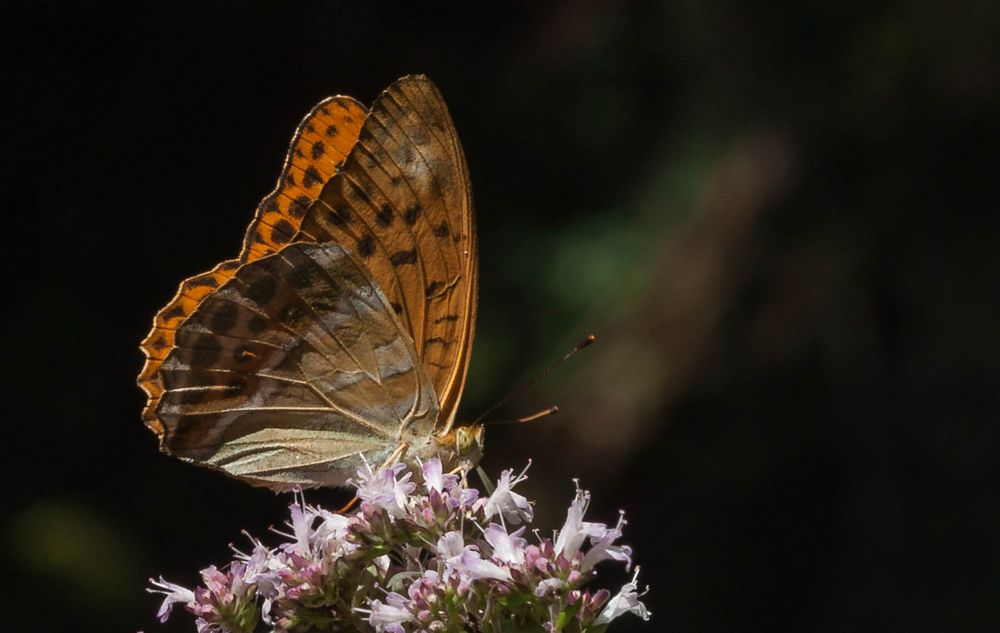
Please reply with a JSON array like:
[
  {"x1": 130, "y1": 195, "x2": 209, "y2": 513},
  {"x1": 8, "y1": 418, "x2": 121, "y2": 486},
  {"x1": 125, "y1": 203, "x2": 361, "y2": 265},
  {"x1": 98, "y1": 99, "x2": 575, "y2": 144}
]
[
  {"x1": 157, "y1": 241, "x2": 439, "y2": 490},
  {"x1": 297, "y1": 75, "x2": 477, "y2": 432}
]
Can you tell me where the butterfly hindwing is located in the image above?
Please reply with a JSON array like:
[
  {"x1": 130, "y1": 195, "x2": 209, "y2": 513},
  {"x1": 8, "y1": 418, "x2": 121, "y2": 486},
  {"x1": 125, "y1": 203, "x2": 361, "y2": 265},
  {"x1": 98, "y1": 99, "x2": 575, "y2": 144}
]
[
  {"x1": 139, "y1": 97, "x2": 366, "y2": 438},
  {"x1": 297, "y1": 75, "x2": 477, "y2": 432},
  {"x1": 157, "y1": 241, "x2": 439, "y2": 490}
]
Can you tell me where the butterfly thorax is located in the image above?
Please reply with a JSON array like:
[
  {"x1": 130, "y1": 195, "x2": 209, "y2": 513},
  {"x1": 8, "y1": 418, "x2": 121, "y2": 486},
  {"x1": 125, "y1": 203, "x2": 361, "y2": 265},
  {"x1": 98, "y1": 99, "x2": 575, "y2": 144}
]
[{"x1": 428, "y1": 423, "x2": 485, "y2": 474}]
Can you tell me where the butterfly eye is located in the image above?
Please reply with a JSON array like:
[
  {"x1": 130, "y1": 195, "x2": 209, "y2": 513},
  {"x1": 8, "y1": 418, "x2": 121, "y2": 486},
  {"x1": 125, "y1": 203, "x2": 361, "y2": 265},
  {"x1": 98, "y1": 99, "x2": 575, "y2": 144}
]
[{"x1": 456, "y1": 427, "x2": 472, "y2": 454}]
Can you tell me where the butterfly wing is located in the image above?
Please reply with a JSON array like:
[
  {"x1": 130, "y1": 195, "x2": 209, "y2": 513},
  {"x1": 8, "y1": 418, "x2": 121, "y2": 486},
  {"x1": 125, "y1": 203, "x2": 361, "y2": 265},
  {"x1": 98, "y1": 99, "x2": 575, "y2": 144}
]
[
  {"x1": 139, "y1": 97, "x2": 365, "y2": 435},
  {"x1": 297, "y1": 75, "x2": 477, "y2": 433},
  {"x1": 156, "y1": 241, "x2": 439, "y2": 490}
]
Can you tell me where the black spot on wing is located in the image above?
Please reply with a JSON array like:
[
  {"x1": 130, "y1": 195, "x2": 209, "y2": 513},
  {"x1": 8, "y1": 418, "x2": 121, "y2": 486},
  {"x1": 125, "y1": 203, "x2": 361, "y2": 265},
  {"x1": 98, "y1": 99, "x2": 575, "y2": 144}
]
[
  {"x1": 248, "y1": 314, "x2": 267, "y2": 333},
  {"x1": 288, "y1": 263, "x2": 319, "y2": 290},
  {"x1": 263, "y1": 195, "x2": 280, "y2": 214},
  {"x1": 425, "y1": 281, "x2": 443, "y2": 297},
  {"x1": 209, "y1": 302, "x2": 238, "y2": 333},
  {"x1": 404, "y1": 203, "x2": 421, "y2": 226},
  {"x1": 271, "y1": 219, "x2": 294, "y2": 244},
  {"x1": 161, "y1": 305, "x2": 187, "y2": 322},
  {"x1": 433, "y1": 222, "x2": 450, "y2": 238},
  {"x1": 358, "y1": 234, "x2": 376, "y2": 258},
  {"x1": 245, "y1": 276, "x2": 277, "y2": 306},
  {"x1": 188, "y1": 275, "x2": 219, "y2": 289},
  {"x1": 390, "y1": 250, "x2": 417, "y2": 266},
  {"x1": 325, "y1": 124, "x2": 338, "y2": 137},
  {"x1": 376, "y1": 203, "x2": 394, "y2": 227},
  {"x1": 311, "y1": 140, "x2": 325, "y2": 159},
  {"x1": 302, "y1": 166, "x2": 322, "y2": 189},
  {"x1": 289, "y1": 195, "x2": 310, "y2": 218}
]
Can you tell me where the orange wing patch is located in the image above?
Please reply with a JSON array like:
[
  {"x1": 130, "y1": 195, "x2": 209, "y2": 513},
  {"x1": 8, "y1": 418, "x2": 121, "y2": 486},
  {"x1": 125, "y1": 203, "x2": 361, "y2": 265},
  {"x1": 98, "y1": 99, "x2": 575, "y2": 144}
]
[
  {"x1": 138, "y1": 259, "x2": 240, "y2": 435},
  {"x1": 239, "y1": 97, "x2": 366, "y2": 263}
]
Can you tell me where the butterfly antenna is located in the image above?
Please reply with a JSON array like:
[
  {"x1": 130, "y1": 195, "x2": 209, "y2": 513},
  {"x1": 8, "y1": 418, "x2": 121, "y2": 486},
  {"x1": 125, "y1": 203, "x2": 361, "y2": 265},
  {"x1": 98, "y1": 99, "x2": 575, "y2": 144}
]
[
  {"x1": 474, "y1": 334, "x2": 597, "y2": 426},
  {"x1": 485, "y1": 405, "x2": 559, "y2": 425}
]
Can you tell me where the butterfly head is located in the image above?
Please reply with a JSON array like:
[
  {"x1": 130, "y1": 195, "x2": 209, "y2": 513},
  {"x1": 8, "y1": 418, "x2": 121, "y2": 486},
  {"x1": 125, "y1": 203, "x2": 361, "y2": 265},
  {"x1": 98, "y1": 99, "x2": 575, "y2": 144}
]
[{"x1": 437, "y1": 423, "x2": 485, "y2": 472}]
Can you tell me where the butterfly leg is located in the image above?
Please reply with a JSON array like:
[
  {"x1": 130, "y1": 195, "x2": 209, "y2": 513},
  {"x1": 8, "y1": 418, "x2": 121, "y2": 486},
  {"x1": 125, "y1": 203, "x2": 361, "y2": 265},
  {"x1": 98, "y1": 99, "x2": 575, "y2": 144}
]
[
  {"x1": 383, "y1": 442, "x2": 410, "y2": 470},
  {"x1": 445, "y1": 465, "x2": 473, "y2": 489},
  {"x1": 338, "y1": 495, "x2": 360, "y2": 513}
]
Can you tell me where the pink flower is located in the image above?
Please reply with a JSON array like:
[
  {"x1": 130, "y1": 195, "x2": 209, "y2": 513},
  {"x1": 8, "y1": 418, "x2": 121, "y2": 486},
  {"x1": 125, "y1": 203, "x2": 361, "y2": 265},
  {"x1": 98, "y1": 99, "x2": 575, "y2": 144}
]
[
  {"x1": 483, "y1": 523, "x2": 527, "y2": 565},
  {"x1": 420, "y1": 457, "x2": 459, "y2": 494},
  {"x1": 582, "y1": 511, "x2": 633, "y2": 572},
  {"x1": 366, "y1": 592, "x2": 414, "y2": 633},
  {"x1": 454, "y1": 550, "x2": 512, "y2": 582},
  {"x1": 147, "y1": 576, "x2": 195, "y2": 623},
  {"x1": 437, "y1": 530, "x2": 512, "y2": 582},
  {"x1": 554, "y1": 483, "x2": 606, "y2": 560},
  {"x1": 352, "y1": 461, "x2": 415, "y2": 519},
  {"x1": 482, "y1": 462, "x2": 533, "y2": 525},
  {"x1": 149, "y1": 459, "x2": 648, "y2": 633},
  {"x1": 287, "y1": 502, "x2": 314, "y2": 557}
]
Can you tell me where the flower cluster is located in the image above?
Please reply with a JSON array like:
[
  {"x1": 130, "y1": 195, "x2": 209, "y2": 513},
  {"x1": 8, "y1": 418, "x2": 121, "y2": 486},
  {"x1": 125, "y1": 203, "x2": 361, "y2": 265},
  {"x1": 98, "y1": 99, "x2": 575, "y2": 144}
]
[{"x1": 149, "y1": 459, "x2": 650, "y2": 633}]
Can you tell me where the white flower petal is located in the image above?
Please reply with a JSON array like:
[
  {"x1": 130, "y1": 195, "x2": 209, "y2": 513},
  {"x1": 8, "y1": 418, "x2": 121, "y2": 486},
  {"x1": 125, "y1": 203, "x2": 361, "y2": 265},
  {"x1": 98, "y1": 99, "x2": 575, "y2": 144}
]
[
  {"x1": 594, "y1": 568, "x2": 651, "y2": 625},
  {"x1": 368, "y1": 594, "x2": 415, "y2": 632},
  {"x1": 483, "y1": 464, "x2": 534, "y2": 525},
  {"x1": 484, "y1": 523, "x2": 527, "y2": 565},
  {"x1": 147, "y1": 577, "x2": 196, "y2": 623},
  {"x1": 437, "y1": 530, "x2": 466, "y2": 558},
  {"x1": 422, "y1": 458, "x2": 444, "y2": 492}
]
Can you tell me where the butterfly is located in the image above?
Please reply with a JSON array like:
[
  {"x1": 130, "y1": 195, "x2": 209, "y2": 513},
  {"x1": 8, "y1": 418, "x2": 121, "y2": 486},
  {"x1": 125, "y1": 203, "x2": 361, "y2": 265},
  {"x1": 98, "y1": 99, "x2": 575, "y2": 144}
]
[{"x1": 138, "y1": 75, "x2": 482, "y2": 491}]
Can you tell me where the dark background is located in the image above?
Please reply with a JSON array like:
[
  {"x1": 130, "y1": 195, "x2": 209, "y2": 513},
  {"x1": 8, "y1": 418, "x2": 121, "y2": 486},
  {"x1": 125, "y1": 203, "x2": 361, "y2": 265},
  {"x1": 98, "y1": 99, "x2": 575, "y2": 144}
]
[{"x1": 3, "y1": 2, "x2": 999, "y2": 632}]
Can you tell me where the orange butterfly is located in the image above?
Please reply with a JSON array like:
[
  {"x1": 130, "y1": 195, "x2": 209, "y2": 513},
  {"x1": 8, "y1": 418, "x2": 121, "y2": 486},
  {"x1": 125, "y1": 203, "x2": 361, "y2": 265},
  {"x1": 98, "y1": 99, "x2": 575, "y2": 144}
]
[{"x1": 138, "y1": 76, "x2": 481, "y2": 491}]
